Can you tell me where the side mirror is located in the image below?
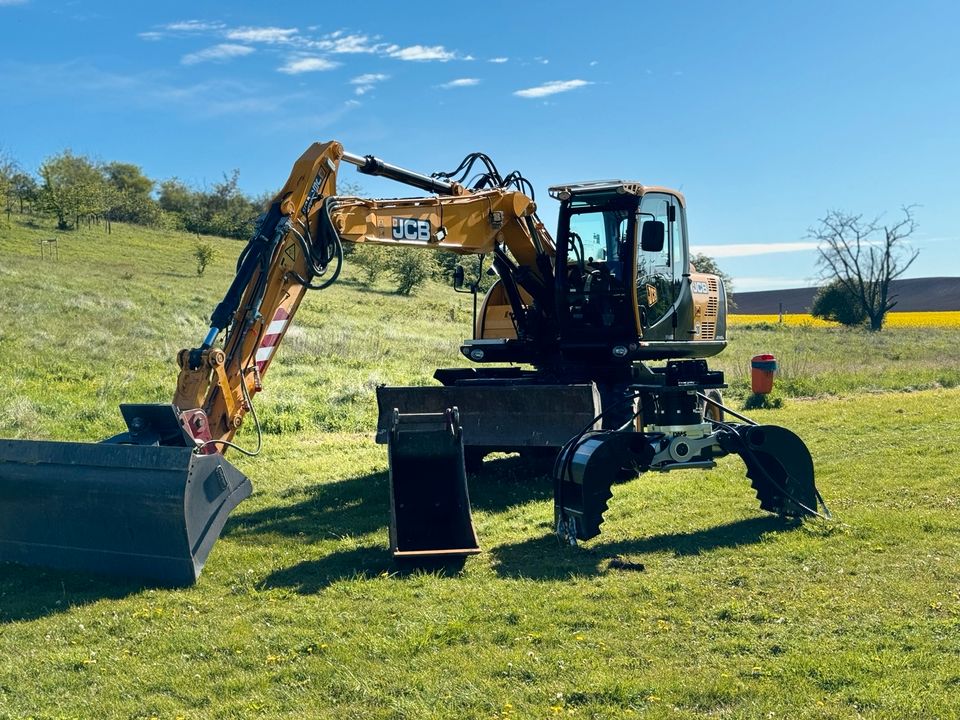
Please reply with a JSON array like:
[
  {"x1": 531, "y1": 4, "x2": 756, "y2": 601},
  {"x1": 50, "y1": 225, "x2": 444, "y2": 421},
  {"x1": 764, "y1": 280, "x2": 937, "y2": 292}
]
[
  {"x1": 641, "y1": 220, "x2": 665, "y2": 253},
  {"x1": 453, "y1": 265, "x2": 465, "y2": 290}
]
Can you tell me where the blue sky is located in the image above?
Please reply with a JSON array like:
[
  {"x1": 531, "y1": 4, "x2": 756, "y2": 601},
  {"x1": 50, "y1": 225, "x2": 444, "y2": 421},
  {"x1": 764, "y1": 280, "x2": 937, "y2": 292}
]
[{"x1": 1, "y1": 0, "x2": 957, "y2": 290}]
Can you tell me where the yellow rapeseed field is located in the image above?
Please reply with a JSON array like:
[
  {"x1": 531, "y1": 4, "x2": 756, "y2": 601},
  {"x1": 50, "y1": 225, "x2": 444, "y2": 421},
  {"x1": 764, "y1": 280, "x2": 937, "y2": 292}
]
[{"x1": 729, "y1": 311, "x2": 960, "y2": 328}]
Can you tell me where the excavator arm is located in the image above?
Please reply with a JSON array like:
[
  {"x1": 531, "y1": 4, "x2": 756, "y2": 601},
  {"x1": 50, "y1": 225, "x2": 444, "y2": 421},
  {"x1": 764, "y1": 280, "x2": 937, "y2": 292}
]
[
  {"x1": 173, "y1": 141, "x2": 343, "y2": 448},
  {"x1": 173, "y1": 141, "x2": 556, "y2": 451}
]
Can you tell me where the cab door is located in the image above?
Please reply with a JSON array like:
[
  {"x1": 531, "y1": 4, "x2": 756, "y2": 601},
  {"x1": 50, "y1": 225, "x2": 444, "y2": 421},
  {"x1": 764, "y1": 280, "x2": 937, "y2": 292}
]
[{"x1": 635, "y1": 192, "x2": 686, "y2": 337}]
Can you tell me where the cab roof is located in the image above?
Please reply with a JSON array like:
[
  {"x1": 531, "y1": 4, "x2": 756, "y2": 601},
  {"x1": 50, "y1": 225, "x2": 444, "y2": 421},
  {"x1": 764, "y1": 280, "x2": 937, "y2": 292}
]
[{"x1": 548, "y1": 180, "x2": 686, "y2": 207}]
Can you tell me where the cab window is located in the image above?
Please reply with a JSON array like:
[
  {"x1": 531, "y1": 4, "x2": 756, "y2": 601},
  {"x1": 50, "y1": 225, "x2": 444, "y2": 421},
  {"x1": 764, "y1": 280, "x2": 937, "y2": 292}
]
[{"x1": 637, "y1": 193, "x2": 685, "y2": 329}]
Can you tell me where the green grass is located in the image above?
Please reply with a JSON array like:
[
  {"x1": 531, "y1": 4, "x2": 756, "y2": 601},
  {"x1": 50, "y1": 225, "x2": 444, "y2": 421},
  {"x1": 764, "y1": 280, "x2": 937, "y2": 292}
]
[{"x1": 1, "y1": 215, "x2": 959, "y2": 719}]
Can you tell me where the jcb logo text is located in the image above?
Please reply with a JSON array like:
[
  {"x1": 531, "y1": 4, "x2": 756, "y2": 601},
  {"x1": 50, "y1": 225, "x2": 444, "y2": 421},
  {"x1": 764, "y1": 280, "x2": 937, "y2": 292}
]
[{"x1": 392, "y1": 218, "x2": 431, "y2": 241}]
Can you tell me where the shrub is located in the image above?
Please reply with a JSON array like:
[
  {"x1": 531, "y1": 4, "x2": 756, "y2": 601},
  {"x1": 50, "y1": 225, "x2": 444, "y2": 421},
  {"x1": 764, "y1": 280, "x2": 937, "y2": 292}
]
[
  {"x1": 811, "y1": 280, "x2": 867, "y2": 326},
  {"x1": 388, "y1": 249, "x2": 437, "y2": 295},
  {"x1": 193, "y1": 240, "x2": 217, "y2": 277},
  {"x1": 351, "y1": 244, "x2": 390, "y2": 283},
  {"x1": 742, "y1": 392, "x2": 784, "y2": 410}
]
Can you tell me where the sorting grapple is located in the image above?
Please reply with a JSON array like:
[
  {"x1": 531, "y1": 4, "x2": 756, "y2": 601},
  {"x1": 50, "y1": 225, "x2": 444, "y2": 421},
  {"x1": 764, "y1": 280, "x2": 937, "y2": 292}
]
[{"x1": 554, "y1": 360, "x2": 824, "y2": 542}]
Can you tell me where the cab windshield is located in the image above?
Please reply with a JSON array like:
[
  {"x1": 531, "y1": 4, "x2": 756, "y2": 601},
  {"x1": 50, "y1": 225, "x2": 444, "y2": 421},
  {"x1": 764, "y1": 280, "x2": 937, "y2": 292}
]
[
  {"x1": 566, "y1": 194, "x2": 637, "y2": 282},
  {"x1": 560, "y1": 194, "x2": 639, "y2": 334}
]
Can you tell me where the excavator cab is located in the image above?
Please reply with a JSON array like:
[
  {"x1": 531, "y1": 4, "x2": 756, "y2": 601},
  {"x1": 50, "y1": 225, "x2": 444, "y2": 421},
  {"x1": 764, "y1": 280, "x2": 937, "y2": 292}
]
[{"x1": 550, "y1": 181, "x2": 727, "y2": 363}]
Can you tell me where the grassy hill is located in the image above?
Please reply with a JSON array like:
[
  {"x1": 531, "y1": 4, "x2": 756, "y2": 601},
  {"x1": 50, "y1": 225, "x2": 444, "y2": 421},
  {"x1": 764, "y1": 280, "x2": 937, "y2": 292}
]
[
  {"x1": 1, "y1": 216, "x2": 959, "y2": 718},
  {"x1": 733, "y1": 277, "x2": 960, "y2": 315}
]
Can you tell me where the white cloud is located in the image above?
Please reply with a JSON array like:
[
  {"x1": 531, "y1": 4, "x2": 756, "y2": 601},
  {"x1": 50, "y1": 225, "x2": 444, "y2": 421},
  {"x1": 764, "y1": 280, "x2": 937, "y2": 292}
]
[
  {"x1": 440, "y1": 78, "x2": 480, "y2": 89},
  {"x1": 278, "y1": 56, "x2": 339, "y2": 74},
  {"x1": 226, "y1": 26, "x2": 297, "y2": 44},
  {"x1": 165, "y1": 20, "x2": 225, "y2": 32},
  {"x1": 330, "y1": 34, "x2": 376, "y2": 53},
  {"x1": 513, "y1": 79, "x2": 591, "y2": 98},
  {"x1": 304, "y1": 30, "x2": 384, "y2": 55},
  {"x1": 733, "y1": 277, "x2": 814, "y2": 292},
  {"x1": 488, "y1": 57, "x2": 509, "y2": 64},
  {"x1": 181, "y1": 44, "x2": 255, "y2": 66},
  {"x1": 138, "y1": 31, "x2": 164, "y2": 41},
  {"x1": 691, "y1": 241, "x2": 821, "y2": 259},
  {"x1": 350, "y1": 73, "x2": 389, "y2": 85},
  {"x1": 0, "y1": 0, "x2": 29, "y2": 6},
  {"x1": 350, "y1": 73, "x2": 389, "y2": 96},
  {"x1": 389, "y1": 45, "x2": 457, "y2": 62}
]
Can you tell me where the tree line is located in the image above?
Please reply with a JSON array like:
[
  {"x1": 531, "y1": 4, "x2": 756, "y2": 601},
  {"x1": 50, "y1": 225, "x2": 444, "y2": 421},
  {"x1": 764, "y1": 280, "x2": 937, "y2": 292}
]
[
  {"x1": 2, "y1": 148, "x2": 919, "y2": 321},
  {"x1": 0, "y1": 148, "x2": 266, "y2": 240}
]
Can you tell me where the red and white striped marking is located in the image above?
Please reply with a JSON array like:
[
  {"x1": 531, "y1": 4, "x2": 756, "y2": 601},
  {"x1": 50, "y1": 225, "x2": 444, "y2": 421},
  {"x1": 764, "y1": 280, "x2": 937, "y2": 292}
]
[{"x1": 255, "y1": 307, "x2": 290, "y2": 374}]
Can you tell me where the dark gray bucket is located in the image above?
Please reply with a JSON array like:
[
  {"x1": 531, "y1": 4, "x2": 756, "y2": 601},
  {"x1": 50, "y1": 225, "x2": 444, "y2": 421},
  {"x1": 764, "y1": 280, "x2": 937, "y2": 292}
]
[
  {"x1": 0, "y1": 438, "x2": 251, "y2": 587},
  {"x1": 387, "y1": 408, "x2": 480, "y2": 560}
]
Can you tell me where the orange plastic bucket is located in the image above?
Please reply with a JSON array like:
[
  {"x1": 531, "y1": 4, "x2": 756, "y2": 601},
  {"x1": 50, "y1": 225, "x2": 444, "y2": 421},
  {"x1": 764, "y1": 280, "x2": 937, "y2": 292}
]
[{"x1": 750, "y1": 354, "x2": 778, "y2": 394}]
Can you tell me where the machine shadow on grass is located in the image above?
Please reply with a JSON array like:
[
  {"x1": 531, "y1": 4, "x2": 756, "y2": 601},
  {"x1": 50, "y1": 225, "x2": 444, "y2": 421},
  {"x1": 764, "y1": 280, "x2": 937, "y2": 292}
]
[
  {"x1": 247, "y1": 455, "x2": 554, "y2": 593},
  {"x1": 490, "y1": 515, "x2": 801, "y2": 581},
  {"x1": 0, "y1": 566, "x2": 148, "y2": 623}
]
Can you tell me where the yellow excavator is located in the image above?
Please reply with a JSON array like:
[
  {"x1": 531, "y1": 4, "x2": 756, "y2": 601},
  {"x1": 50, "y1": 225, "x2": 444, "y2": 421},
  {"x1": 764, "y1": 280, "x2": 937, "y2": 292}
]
[{"x1": 0, "y1": 141, "x2": 824, "y2": 584}]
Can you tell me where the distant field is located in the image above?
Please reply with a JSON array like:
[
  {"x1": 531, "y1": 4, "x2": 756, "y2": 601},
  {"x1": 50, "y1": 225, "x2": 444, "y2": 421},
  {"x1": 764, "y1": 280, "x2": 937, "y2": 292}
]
[
  {"x1": 730, "y1": 312, "x2": 960, "y2": 328},
  {"x1": 1, "y1": 216, "x2": 959, "y2": 718}
]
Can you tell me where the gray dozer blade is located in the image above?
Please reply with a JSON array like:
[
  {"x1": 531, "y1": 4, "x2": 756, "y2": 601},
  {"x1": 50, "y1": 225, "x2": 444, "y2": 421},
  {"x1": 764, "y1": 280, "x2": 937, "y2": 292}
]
[
  {"x1": 387, "y1": 407, "x2": 480, "y2": 560},
  {"x1": 376, "y1": 384, "x2": 601, "y2": 452},
  {"x1": 0, "y1": 409, "x2": 251, "y2": 587},
  {"x1": 731, "y1": 424, "x2": 818, "y2": 516}
]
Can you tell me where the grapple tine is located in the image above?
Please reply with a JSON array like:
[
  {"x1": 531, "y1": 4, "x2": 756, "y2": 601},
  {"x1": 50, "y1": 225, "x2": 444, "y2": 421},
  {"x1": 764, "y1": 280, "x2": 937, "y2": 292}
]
[
  {"x1": 554, "y1": 431, "x2": 651, "y2": 542},
  {"x1": 727, "y1": 424, "x2": 819, "y2": 516}
]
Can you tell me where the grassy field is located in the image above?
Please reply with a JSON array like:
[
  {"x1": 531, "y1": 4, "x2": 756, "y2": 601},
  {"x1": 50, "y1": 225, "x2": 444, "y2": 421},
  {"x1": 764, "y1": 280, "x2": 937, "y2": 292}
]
[{"x1": 1, "y1": 216, "x2": 959, "y2": 719}]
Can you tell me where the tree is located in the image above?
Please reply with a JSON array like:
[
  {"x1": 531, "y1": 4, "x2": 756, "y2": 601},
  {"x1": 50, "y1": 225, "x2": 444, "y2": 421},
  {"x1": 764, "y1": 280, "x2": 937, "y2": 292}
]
[
  {"x1": 103, "y1": 162, "x2": 154, "y2": 197},
  {"x1": 9, "y1": 172, "x2": 38, "y2": 213},
  {"x1": 690, "y1": 252, "x2": 735, "y2": 308},
  {"x1": 201, "y1": 169, "x2": 261, "y2": 239},
  {"x1": 193, "y1": 241, "x2": 217, "y2": 277},
  {"x1": 103, "y1": 162, "x2": 159, "y2": 226},
  {"x1": 0, "y1": 150, "x2": 18, "y2": 213},
  {"x1": 388, "y1": 248, "x2": 437, "y2": 295},
  {"x1": 38, "y1": 150, "x2": 105, "y2": 229},
  {"x1": 809, "y1": 207, "x2": 919, "y2": 331},
  {"x1": 811, "y1": 280, "x2": 867, "y2": 326}
]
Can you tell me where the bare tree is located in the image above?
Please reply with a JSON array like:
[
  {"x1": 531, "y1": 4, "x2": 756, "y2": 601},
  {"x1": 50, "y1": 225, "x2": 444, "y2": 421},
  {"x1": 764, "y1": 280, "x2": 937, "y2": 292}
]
[{"x1": 809, "y1": 207, "x2": 919, "y2": 331}]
